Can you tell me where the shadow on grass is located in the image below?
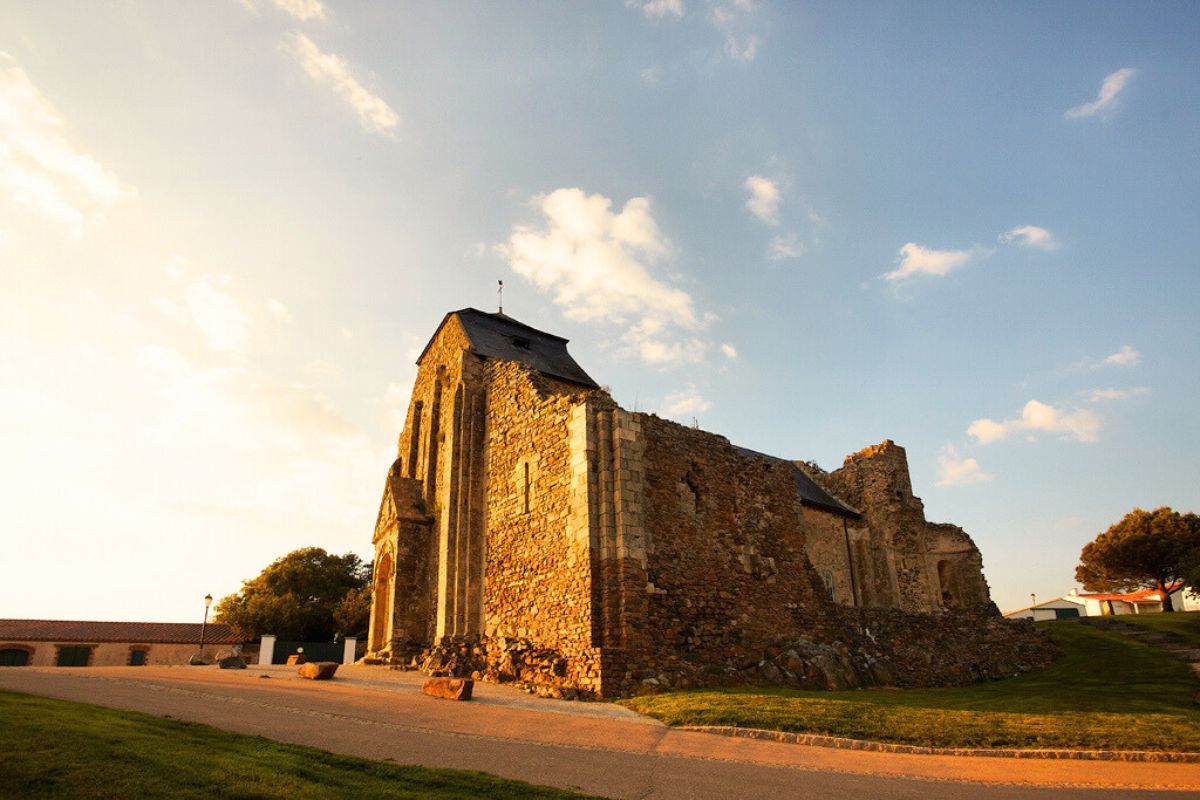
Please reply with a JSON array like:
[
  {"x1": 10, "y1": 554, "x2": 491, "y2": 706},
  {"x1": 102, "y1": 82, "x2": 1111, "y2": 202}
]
[{"x1": 0, "y1": 690, "x2": 605, "y2": 799}]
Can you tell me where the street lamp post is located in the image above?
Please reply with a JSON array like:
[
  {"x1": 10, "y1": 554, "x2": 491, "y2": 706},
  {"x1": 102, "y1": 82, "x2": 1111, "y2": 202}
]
[{"x1": 199, "y1": 593, "x2": 213, "y2": 652}]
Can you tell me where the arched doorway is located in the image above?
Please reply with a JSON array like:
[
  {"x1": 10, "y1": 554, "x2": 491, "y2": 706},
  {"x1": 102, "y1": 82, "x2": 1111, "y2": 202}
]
[{"x1": 370, "y1": 553, "x2": 395, "y2": 653}]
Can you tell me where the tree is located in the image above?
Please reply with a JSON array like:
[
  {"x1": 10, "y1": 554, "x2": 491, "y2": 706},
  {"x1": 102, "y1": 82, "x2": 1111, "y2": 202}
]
[
  {"x1": 215, "y1": 547, "x2": 372, "y2": 640},
  {"x1": 1075, "y1": 507, "x2": 1200, "y2": 613}
]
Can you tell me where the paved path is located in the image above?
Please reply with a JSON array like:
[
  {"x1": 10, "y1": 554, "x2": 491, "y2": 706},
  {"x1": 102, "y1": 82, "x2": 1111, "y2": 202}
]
[{"x1": 1, "y1": 665, "x2": 1197, "y2": 799}]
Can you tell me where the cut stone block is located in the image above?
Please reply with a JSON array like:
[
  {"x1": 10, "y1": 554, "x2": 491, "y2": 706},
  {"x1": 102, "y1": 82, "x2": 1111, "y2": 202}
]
[
  {"x1": 297, "y1": 661, "x2": 339, "y2": 680},
  {"x1": 422, "y1": 677, "x2": 473, "y2": 701}
]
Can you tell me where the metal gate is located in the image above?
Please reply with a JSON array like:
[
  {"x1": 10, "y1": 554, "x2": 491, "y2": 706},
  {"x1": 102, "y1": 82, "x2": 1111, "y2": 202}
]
[{"x1": 271, "y1": 641, "x2": 343, "y2": 664}]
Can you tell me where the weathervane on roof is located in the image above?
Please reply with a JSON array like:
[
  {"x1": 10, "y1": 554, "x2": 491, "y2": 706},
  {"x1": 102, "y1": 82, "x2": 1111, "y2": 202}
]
[{"x1": 498, "y1": 280, "x2": 504, "y2": 314}]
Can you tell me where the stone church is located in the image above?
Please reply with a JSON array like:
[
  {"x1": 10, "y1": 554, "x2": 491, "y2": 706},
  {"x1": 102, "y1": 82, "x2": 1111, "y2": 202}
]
[{"x1": 366, "y1": 308, "x2": 1050, "y2": 697}]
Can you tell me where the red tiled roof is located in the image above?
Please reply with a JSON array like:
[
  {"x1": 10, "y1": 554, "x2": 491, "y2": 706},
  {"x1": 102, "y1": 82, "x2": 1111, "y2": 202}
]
[
  {"x1": 1076, "y1": 587, "x2": 1168, "y2": 603},
  {"x1": 0, "y1": 619, "x2": 242, "y2": 645}
]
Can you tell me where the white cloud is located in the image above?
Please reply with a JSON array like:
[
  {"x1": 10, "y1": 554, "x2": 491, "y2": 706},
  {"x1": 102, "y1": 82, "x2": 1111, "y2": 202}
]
[
  {"x1": 1065, "y1": 67, "x2": 1136, "y2": 119},
  {"x1": 1103, "y1": 344, "x2": 1141, "y2": 367},
  {"x1": 662, "y1": 385, "x2": 712, "y2": 418},
  {"x1": 1085, "y1": 386, "x2": 1150, "y2": 402},
  {"x1": 283, "y1": 33, "x2": 398, "y2": 135},
  {"x1": 500, "y1": 187, "x2": 710, "y2": 367},
  {"x1": 0, "y1": 52, "x2": 132, "y2": 237},
  {"x1": 935, "y1": 444, "x2": 992, "y2": 487},
  {"x1": 186, "y1": 276, "x2": 251, "y2": 355},
  {"x1": 744, "y1": 175, "x2": 780, "y2": 225},
  {"x1": 768, "y1": 232, "x2": 803, "y2": 260},
  {"x1": 968, "y1": 399, "x2": 1102, "y2": 445},
  {"x1": 719, "y1": 343, "x2": 738, "y2": 359},
  {"x1": 628, "y1": 0, "x2": 685, "y2": 18},
  {"x1": 883, "y1": 242, "x2": 979, "y2": 281},
  {"x1": 1000, "y1": 224, "x2": 1058, "y2": 251},
  {"x1": 273, "y1": 0, "x2": 326, "y2": 21},
  {"x1": 265, "y1": 297, "x2": 290, "y2": 320}
]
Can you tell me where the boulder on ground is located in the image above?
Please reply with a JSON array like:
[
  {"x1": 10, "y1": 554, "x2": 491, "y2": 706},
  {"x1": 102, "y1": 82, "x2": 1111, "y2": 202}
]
[
  {"x1": 187, "y1": 652, "x2": 213, "y2": 666},
  {"x1": 297, "y1": 661, "x2": 339, "y2": 680},
  {"x1": 218, "y1": 654, "x2": 247, "y2": 669},
  {"x1": 422, "y1": 677, "x2": 473, "y2": 701}
]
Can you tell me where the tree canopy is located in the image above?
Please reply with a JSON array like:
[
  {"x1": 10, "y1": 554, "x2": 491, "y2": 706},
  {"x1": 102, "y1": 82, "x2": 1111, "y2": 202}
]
[
  {"x1": 215, "y1": 547, "x2": 372, "y2": 640},
  {"x1": 1075, "y1": 507, "x2": 1200, "y2": 612}
]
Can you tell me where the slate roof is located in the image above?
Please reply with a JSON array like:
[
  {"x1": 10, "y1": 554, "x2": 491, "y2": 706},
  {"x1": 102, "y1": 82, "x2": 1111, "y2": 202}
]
[
  {"x1": 418, "y1": 308, "x2": 599, "y2": 389},
  {"x1": 0, "y1": 619, "x2": 242, "y2": 645},
  {"x1": 733, "y1": 446, "x2": 861, "y2": 519}
]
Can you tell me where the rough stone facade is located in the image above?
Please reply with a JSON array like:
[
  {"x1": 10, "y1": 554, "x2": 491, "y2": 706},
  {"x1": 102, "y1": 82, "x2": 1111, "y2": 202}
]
[{"x1": 365, "y1": 308, "x2": 1054, "y2": 697}]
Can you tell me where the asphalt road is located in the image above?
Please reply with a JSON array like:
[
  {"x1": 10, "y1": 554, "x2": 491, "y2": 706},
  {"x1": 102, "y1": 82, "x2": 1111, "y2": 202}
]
[{"x1": 1, "y1": 664, "x2": 1196, "y2": 799}]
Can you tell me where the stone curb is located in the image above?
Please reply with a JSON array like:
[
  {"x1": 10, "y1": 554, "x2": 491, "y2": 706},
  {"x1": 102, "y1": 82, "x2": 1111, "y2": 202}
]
[{"x1": 677, "y1": 725, "x2": 1200, "y2": 763}]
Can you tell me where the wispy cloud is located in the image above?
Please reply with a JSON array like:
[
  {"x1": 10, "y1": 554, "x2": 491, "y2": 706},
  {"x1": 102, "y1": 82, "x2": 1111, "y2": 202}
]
[
  {"x1": 1103, "y1": 344, "x2": 1141, "y2": 367},
  {"x1": 499, "y1": 188, "x2": 710, "y2": 367},
  {"x1": 1068, "y1": 344, "x2": 1143, "y2": 372},
  {"x1": 627, "y1": 0, "x2": 685, "y2": 18},
  {"x1": 1000, "y1": 224, "x2": 1058, "y2": 251},
  {"x1": 768, "y1": 232, "x2": 803, "y2": 260},
  {"x1": 283, "y1": 33, "x2": 398, "y2": 135},
  {"x1": 968, "y1": 399, "x2": 1102, "y2": 444},
  {"x1": 273, "y1": 0, "x2": 326, "y2": 21},
  {"x1": 639, "y1": 65, "x2": 663, "y2": 85},
  {"x1": 186, "y1": 276, "x2": 251, "y2": 356},
  {"x1": 0, "y1": 52, "x2": 132, "y2": 238},
  {"x1": 744, "y1": 175, "x2": 780, "y2": 225},
  {"x1": 883, "y1": 242, "x2": 982, "y2": 282},
  {"x1": 719, "y1": 343, "x2": 738, "y2": 359},
  {"x1": 1085, "y1": 386, "x2": 1150, "y2": 402},
  {"x1": 265, "y1": 298, "x2": 290, "y2": 320},
  {"x1": 711, "y1": 2, "x2": 758, "y2": 61},
  {"x1": 662, "y1": 385, "x2": 712, "y2": 418},
  {"x1": 936, "y1": 444, "x2": 992, "y2": 487},
  {"x1": 1065, "y1": 67, "x2": 1136, "y2": 119}
]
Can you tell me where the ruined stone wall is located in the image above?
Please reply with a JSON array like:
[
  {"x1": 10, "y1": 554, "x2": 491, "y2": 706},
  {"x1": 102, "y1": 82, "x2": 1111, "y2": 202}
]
[
  {"x1": 481, "y1": 361, "x2": 603, "y2": 690},
  {"x1": 622, "y1": 415, "x2": 834, "y2": 689},
  {"x1": 925, "y1": 522, "x2": 991, "y2": 609},
  {"x1": 800, "y1": 506, "x2": 856, "y2": 606},
  {"x1": 814, "y1": 440, "x2": 996, "y2": 614}
]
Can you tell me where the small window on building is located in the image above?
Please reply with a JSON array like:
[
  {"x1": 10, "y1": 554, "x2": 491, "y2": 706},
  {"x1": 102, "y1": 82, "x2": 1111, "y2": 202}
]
[
  {"x1": 0, "y1": 648, "x2": 30, "y2": 667},
  {"x1": 56, "y1": 645, "x2": 91, "y2": 667},
  {"x1": 823, "y1": 571, "x2": 835, "y2": 597},
  {"x1": 680, "y1": 471, "x2": 700, "y2": 514},
  {"x1": 523, "y1": 461, "x2": 531, "y2": 514},
  {"x1": 129, "y1": 648, "x2": 148, "y2": 666}
]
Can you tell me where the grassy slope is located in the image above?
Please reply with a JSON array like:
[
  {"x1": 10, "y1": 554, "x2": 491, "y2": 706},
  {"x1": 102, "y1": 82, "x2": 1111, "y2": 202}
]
[
  {"x1": 0, "y1": 690, "x2": 603, "y2": 800},
  {"x1": 620, "y1": 622, "x2": 1200, "y2": 751},
  {"x1": 1107, "y1": 609, "x2": 1200, "y2": 647}
]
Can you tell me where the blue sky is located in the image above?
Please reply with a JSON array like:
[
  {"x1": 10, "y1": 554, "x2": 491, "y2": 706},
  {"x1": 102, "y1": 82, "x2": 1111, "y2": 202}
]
[{"x1": 1, "y1": 1, "x2": 1197, "y2": 621}]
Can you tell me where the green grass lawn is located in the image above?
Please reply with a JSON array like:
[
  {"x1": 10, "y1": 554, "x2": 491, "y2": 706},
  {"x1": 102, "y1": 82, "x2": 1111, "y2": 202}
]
[
  {"x1": 1105, "y1": 609, "x2": 1200, "y2": 648},
  {"x1": 620, "y1": 622, "x2": 1200, "y2": 752},
  {"x1": 0, "y1": 690, "x2": 604, "y2": 799}
]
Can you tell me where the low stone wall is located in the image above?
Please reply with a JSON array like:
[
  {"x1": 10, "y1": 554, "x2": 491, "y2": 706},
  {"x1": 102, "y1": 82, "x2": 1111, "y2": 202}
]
[
  {"x1": 620, "y1": 608, "x2": 1057, "y2": 695},
  {"x1": 411, "y1": 610, "x2": 1057, "y2": 699}
]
